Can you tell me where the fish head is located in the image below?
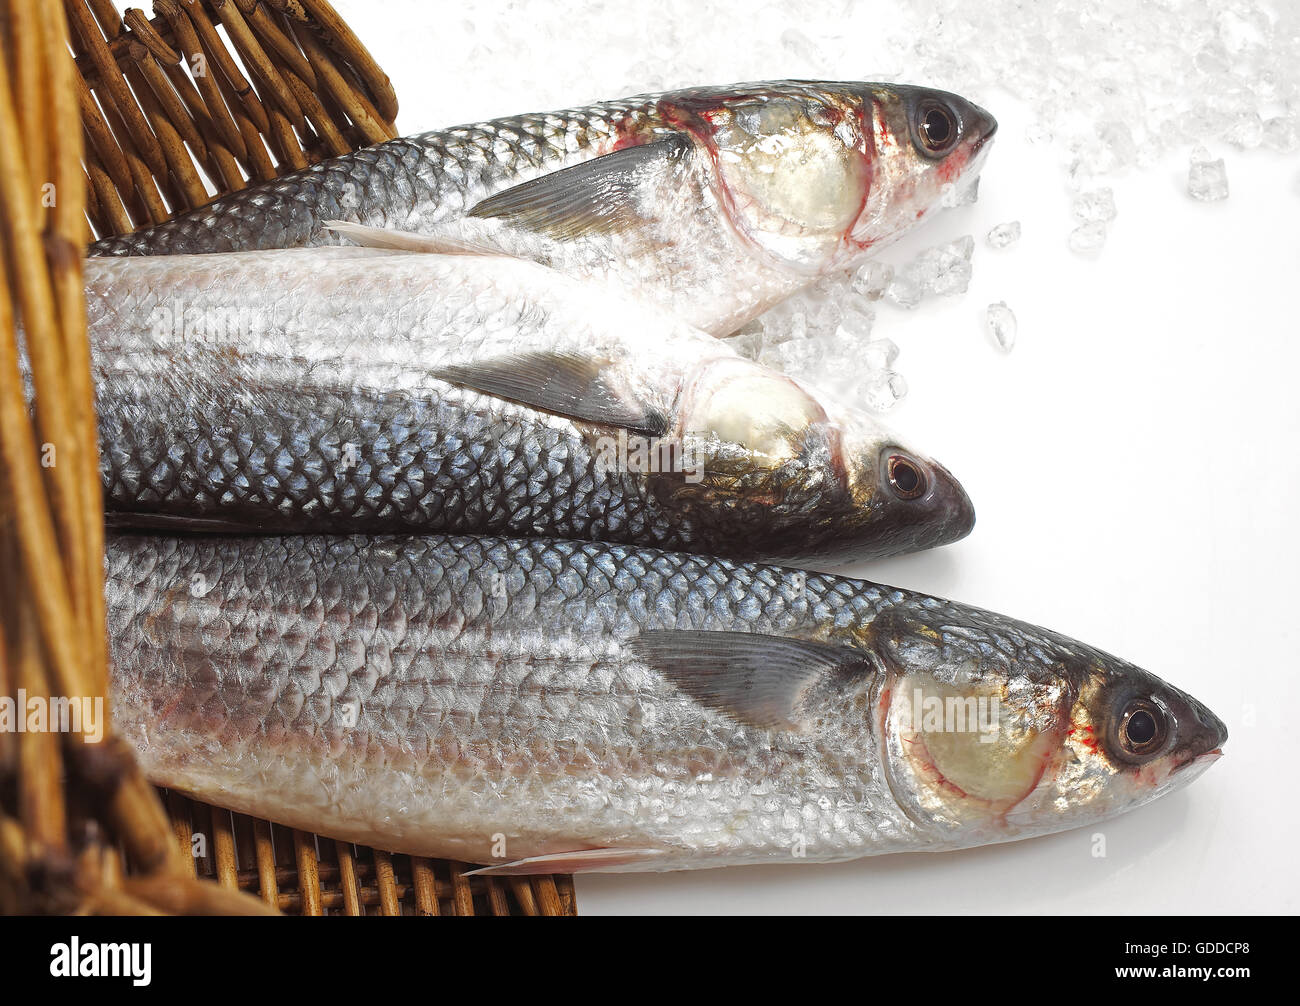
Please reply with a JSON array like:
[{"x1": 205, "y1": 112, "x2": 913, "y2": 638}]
[
  {"x1": 853, "y1": 84, "x2": 998, "y2": 253},
  {"x1": 849, "y1": 416, "x2": 977, "y2": 560},
  {"x1": 866, "y1": 601, "x2": 1226, "y2": 848},
  {"x1": 653, "y1": 81, "x2": 996, "y2": 272},
  {"x1": 669, "y1": 358, "x2": 974, "y2": 561}
]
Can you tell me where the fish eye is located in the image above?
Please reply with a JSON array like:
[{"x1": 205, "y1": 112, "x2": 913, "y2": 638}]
[
  {"x1": 888, "y1": 454, "x2": 926, "y2": 499},
  {"x1": 915, "y1": 100, "x2": 959, "y2": 156},
  {"x1": 1118, "y1": 699, "x2": 1167, "y2": 758}
]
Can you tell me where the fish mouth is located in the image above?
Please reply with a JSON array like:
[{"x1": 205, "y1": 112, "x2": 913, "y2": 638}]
[
  {"x1": 1169, "y1": 695, "x2": 1228, "y2": 775},
  {"x1": 1174, "y1": 749, "x2": 1223, "y2": 773},
  {"x1": 1168, "y1": 747, "x2": 1223, "y2": 790},
  {"x1": 968, "y1": 104, "x2": 998, "y2": 156}
]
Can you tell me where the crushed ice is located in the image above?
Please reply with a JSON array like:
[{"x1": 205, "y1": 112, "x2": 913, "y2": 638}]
[
  {"x1": 561, "y1": 0, "x2": 1296, "y2": 411},
  {"x1": 886, "y1": 236, "x2": 975, "y2": 308},
  {"x1": 729, "y1": 237, "x2": 977, "y2": 412}
]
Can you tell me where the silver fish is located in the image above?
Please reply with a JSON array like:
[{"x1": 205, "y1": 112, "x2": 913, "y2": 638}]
[
  {"x1": 106, "y1": 532, "x2": 1226, "y2": 874},
  {"x1": 89, "y1": 81, "x2": 997, "y2": 336},
  {"x1": 87, "y1": 246, "x2": 972, "y2": 562}
]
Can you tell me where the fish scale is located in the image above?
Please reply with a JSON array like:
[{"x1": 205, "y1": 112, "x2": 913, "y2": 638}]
[{"x1": 106, "y1": 532, "x2": 1226, "y2": 872}]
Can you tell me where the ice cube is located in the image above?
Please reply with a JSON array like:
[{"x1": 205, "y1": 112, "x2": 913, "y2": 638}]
[
  {"x1": 1066, "y1": 157, "x2": 1095, "y2": 191},
  {"x1": 1187, "y1": 146, "x2": 1229, "y2": 201},
  {"x1": 1263, "y1": 116, "x2": 1299, "y2": 153},
  {"x1": 885, "y1": 274, "x2": 923, "y2": 310},
  {"x1": 985, "y1": 302, "x2": 1017, "y2": 353},
  {"x1": 773, "y1": 338, "x2": 823, "y2": 375},
  {"x1": 1096, "y1": 121, "x2": 1137, "y2": 171},
  {"x1": 861, "y1": 338, "x2": 899, "y2": 371},
  {"x1": 803, "y1": 292, "x2": 844, "y2": 340},
  {"x1": 725, "y1": 324, "x2": 765, "y2": 362},
  {"x1": 1225, "y1": 113, "x2": 1263, "y2": 149},
  {"x1": 1072, "y1": 188, "x2": 1117, "y2": 224},
  {"x1": 850, "y1": 261, "x2": 894, "y2": 301},
  {"x1": 986, "y1": 221, "x2": 1022, "y2": 249},
  {"x1": 1068, "y1": 221, "x2": 1108, "y2": 254},
  {"x1": 885, "y1": 236, "x2": 975, "y2": 305},
  {"x1": 861, "y1": 371, "x2": 908, "y2": 413},
  {"x1": 927, "y1": 235, "x2": 975, "y2": 296},
  {"x1": 941, "y1": 178, "x2": 980, "y2": 207},
  {"x1": 1194, "y1": 41, "x2": 1229, "y2": 76},
  {"x1": 837, "y1": 299, "x2": 875, "y2": 339},
  {"x1": 929, "y1": 256, "x2": 973, "y2": 297}
]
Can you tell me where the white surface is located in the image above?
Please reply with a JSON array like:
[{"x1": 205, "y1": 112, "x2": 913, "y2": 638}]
[{"x1": 164, "y1": 0, "x2": 1300, "y2": 913}]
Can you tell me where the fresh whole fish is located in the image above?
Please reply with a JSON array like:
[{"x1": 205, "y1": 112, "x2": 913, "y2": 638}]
[
  {"x1": 86, "y1": 245, "x2": 973, "y2": 562},
  {"x1": 89, "y1": 81, "x2": 998, "y2": 335},
  {"x1": 106, "y1": 532, "x2": 1226, "y2": 873}
]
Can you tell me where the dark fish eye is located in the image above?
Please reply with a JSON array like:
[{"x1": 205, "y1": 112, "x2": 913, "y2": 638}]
[
  {"x1": 1119, "y1": 699, "x2": 1167, "y2": 757},
  {"x1": 916, "y1": 101, "x2": 959, "y2": 156},
  {"x1": 888, "y1": 455, "x2": 926, "y2": 499}
]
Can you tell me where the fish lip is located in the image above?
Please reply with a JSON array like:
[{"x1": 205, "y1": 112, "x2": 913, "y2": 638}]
[
  {"x1": 1169, "y1": 696, "x2": 1228, "y2": 773},
  {"x1": 1172, "y1": 748, "x2": 1223, "y2": 775},
  {"x1": 968, "y1": 105, "x2": 998, "y2": 155}
]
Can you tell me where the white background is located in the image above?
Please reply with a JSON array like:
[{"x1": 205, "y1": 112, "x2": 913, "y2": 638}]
[{"x1": 137, "y1": 1, "x2": 1300, "y2": 913}]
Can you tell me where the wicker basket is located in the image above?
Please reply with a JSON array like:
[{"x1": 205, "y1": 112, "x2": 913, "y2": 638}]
[{"x1": 0, "y1": 0, "x2": 576, "y2": 916}]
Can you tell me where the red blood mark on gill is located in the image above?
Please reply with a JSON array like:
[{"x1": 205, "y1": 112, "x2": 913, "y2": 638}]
[
  {"x1": 655, "y1": 96, "x2": 713, "y2": 135},
  {"x1": 905, "y1": 729, "x2": 970, "y2": 800},
  {"x1": 611, "y1": 113, "x2": 657, "y2": 152},
  {"x1": 934, "y1": 148, "x2": 969, "y2": 185},
  {"x1": 1067, "y1": 723, "x2": 1100, "y2": 752},
  {"x1": 842, "y1": 106, "x2": 875, "y2": 250},
  {"x1": 655, "y1": 99, "x2": 726, "y2": 171},
  {"x1": 823, "y1": 422, "x2": 851, "y2": 494}
]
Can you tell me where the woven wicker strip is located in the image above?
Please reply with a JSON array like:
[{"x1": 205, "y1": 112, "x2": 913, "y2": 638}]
[{"x1": 0, "y1": 0, "x2": 577, "y2": 915}]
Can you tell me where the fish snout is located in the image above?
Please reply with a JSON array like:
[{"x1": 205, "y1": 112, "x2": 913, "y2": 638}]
[
  {"x1": 870, "y1": 449, "x2": 976, "y2": 555},
  {"x1": 1178, "y1": 693, "x2": 1229, "y2": 763},
  {"x1": 928, "y1": 460, "x2": 977, "y2": 547},
  {"x1": 968, "y1": 103, "x2": 998, "y2": 155}
]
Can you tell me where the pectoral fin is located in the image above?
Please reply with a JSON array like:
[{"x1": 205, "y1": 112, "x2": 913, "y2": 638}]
[
  {"x1": 466, "y1": 135, "x2": 692, "y2": 240},
  {"x1": 433, "y1": 351, "x2": 665, "y2": 436},
  {"x1": 463, "y1": 847, "x2": 669, "y2": 876},
  {"x1": 626, "y1": 630, "x2": 874, "y2": 731},
  {"x1": 324, "y1": 219, "x2": 512, "y2": 257}
]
